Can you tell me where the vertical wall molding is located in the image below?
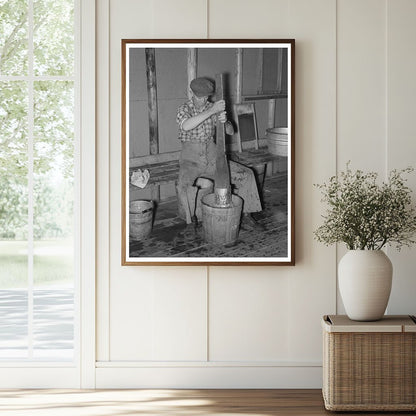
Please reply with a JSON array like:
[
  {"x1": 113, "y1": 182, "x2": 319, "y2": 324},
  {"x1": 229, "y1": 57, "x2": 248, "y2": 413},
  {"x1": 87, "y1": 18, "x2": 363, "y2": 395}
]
[
  {"x1": 96, "y1": 0, "x2": 111, "y2": 362},
  {"x1": 80, "y1": 0, "x2": 96, "y2": 388}
]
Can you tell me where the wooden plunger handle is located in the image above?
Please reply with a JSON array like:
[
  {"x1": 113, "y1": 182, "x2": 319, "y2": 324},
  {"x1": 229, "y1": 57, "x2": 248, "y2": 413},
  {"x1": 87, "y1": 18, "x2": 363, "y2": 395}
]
[{"x1": 214, "y1": 73, "x2": 232, "y2": 206}]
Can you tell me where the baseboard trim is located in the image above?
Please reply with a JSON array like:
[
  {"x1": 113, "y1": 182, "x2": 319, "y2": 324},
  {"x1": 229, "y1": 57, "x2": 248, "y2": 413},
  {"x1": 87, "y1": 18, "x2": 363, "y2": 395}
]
[
  {"x1": 96, "y1": 360, "x2": 321, "y2": 368},
  {"x1": 96, "y1": 365, "x2": 323, "y2": 388}
]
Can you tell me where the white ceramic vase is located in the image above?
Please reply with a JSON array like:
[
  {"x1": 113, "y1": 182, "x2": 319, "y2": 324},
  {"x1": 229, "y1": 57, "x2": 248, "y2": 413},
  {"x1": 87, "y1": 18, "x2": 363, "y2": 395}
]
[{"x1": 338, "y1": 250, "x2": 393, "y2": 321}]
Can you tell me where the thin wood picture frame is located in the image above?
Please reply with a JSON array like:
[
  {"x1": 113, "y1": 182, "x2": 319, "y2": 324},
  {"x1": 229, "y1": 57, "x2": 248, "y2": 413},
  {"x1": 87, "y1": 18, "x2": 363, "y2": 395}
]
[{"x1": 122, "y1": 39, "x2": 295, "y2": 266}]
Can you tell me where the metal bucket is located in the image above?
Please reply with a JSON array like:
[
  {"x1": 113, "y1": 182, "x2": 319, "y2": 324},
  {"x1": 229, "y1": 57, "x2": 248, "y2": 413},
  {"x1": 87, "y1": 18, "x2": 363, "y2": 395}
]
[
  {"x1": 266, "y1": 127, "x2": 288, "y2": 156},
  {"x1": 201, "y1": 194, "x2": 243, "y2": 244},
  {"x1": 129, "y1": 200, "x2": 153, "y2": 240}
]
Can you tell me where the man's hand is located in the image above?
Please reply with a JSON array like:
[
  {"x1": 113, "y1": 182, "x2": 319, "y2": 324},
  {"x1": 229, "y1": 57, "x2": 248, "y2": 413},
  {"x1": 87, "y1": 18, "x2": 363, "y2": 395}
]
[
  {"x1": 219, "y1": 112, "x2": 234, "y2": 135},
  {"x1": 218, "y1": 111, "x2": 227, "y2": 123},
  {"x1": 211, "y1": 99, "x2": 226, "y2": 114}
]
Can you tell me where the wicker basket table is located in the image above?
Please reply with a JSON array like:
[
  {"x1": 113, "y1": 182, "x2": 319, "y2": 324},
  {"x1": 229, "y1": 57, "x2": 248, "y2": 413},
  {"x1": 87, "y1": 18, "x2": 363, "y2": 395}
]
[{"x1": 322, "y1": 315, "x2": 416, "y2": 411}]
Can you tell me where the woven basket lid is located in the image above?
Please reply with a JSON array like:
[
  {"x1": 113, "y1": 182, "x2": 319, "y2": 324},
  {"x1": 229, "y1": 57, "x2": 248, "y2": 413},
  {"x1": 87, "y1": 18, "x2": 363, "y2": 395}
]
[{"x1": 322, "y1": 315, "x2": 416, "y2": 333}]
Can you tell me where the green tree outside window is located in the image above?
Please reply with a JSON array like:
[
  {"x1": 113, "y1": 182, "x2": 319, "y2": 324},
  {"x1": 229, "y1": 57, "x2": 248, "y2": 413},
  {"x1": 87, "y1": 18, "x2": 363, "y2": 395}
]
[{"x1": 1, "y1": 0, "x2": 75, "y2": 288}]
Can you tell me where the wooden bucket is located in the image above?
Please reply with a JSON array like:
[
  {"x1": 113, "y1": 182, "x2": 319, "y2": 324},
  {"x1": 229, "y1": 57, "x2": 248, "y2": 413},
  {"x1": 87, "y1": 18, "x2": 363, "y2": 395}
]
[
  {"x1": 194, "y1": 177, "x2": 214, "y2": 221},
  {"x1": 266, "y1": 127, "x2": 288, "y2": 156},
  {"x1": 201, "y1": 194, "x2": 243, "y2": 244},
  {"x1": 129, "y1": 200, "x2": 153, "y2": 240}
]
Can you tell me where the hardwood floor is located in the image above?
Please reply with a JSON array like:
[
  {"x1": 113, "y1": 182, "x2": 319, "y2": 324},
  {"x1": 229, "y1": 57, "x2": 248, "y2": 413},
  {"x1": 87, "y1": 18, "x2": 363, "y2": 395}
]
[
  {"x1": 129, "y1": 172, "x2": 288, "y2": 259},
  {"x1": 0, "y1": 389, "x2": 413, "y2": 415}
]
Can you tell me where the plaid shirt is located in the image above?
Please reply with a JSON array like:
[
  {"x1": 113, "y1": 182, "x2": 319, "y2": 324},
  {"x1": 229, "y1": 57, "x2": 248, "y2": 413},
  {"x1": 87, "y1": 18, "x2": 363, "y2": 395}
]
[{"x1": 176, "y1": 100, "x2": 216, "y2": 142}]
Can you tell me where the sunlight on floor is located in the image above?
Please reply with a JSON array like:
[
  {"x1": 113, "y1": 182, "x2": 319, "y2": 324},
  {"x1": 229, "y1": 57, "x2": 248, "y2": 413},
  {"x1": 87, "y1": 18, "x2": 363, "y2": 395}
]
[{"x1": 0, "y1": 389, "x2": 271, "y2": 416}]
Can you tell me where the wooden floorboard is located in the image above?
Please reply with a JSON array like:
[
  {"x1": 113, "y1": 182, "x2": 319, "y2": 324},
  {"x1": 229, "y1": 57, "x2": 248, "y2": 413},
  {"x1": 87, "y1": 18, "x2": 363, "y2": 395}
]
[
  {"x1": 0, "y1": 389, "x2": 413, "y2": 415},
  {"x1": 129, "y1": 172, "x2": 288, "y2": 259}
]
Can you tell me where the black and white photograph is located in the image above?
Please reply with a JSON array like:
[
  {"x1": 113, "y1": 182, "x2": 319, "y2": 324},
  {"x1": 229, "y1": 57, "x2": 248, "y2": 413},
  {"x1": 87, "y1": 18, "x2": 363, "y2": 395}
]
[{"x1": 122, "y1": 40, "x2": 295, "y2": 265}]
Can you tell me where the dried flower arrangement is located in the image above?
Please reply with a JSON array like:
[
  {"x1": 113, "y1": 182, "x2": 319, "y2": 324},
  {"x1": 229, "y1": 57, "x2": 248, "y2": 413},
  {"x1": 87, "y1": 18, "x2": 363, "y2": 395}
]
[{"x1": 314, "y1": 164, "x2": 416, "y2": 250}]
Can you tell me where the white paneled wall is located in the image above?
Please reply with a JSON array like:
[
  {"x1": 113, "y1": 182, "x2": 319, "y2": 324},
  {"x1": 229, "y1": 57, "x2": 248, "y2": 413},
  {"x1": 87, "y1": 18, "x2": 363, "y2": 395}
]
[
  {"x1": 386, "y1": 0, "x2": 416, "y2": 314},
  {"x1": 337, "y1": 0, "x2": 387, "y2": 171},
  {"x1": 336, "y1": 0, "x2": 388, "y2": 312},
  {"x1": 96, "y1": 0, "x2": 416, "y2": 388},
  {"x1": 208, "y1": 267, "x2": 290, "y2": 362}
]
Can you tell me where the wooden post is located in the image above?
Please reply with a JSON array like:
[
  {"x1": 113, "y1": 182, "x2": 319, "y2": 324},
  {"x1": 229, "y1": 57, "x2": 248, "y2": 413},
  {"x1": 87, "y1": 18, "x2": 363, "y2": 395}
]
[
  {"x1": 145, "y1": 48, "x2": 160, "y2": 200},
  {"x1": 236, "y1": 48, "x2": 243, "y2": 103},
  {"x1": 276, "y1": 48, "x2": 283, "y2": 93},
  {"x1": 256, "y1": 48, "x2": 264, "y2": 94},
  {"x1": 267, "y1": 98, "x2": 276, "y2": 176},
  {"x1": 268, "y1": 98, "x2": 276, "y2": 129},
  {"x1": 187, "y1": 48, "x2": 197, "y2": 99},
  {"x1": 145, "y1": 48, "x2": 159, "y2": 155}
]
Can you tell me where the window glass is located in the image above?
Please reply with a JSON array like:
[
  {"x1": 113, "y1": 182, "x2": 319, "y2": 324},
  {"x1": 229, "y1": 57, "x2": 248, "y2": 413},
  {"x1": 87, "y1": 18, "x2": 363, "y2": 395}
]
[
  {"x1": 33, "y1": 0, "x2": 74, "y2": 76},
  {"x1": 0, "y1": 1, "x2": 76, "y2": 362},
  {"x1": 33, "y1": 81, "x2": 74, "y2": 359},
  {"x1": 0, "y1": 1, "x2": 29, "y2": 76},
  {"x1": 0, "y1": 81, "x2": 29, "y2": 359}
]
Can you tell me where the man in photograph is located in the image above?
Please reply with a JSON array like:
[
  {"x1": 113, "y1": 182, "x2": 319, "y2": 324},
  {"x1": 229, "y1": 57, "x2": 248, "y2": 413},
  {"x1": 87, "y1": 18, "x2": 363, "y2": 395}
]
[{"x1": 176, "y1": 77, "x2": 262, "y2": 227}]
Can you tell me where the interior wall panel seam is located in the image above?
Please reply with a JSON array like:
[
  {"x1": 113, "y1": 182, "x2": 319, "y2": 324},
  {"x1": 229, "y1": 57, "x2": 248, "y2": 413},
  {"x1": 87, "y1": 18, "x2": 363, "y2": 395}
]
[
  {"x1": 206, "y1": 266, "x2": 210, "y2": 362},
  {"x1": 206, "y1": 0, "x2": 210, "y2": 38},
  {"x1": 335, "y1": 0, "x2": 339, "y2": 315},
  {"x1": 385, "y1": 0, "x2": 389, "y2": 176}
]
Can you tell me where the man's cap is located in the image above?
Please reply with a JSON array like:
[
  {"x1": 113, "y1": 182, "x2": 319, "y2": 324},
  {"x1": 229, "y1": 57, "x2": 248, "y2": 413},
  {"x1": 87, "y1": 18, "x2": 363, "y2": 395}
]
[{"x1": 190, "y1": 77, "x2": 214, "y2": 97}]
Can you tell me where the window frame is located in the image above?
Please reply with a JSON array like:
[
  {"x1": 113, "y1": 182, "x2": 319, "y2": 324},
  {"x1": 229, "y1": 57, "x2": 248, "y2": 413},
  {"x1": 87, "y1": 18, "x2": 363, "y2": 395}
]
[{"x1": 0, "y1": 0, "x2": 96, "y2": 388}]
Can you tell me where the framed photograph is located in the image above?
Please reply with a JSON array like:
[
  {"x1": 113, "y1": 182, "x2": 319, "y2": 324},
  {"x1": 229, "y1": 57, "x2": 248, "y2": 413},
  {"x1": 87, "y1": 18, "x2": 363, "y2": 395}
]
[{"x1": 122, "y1": 39, "x2": 295, "y2": 265}]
